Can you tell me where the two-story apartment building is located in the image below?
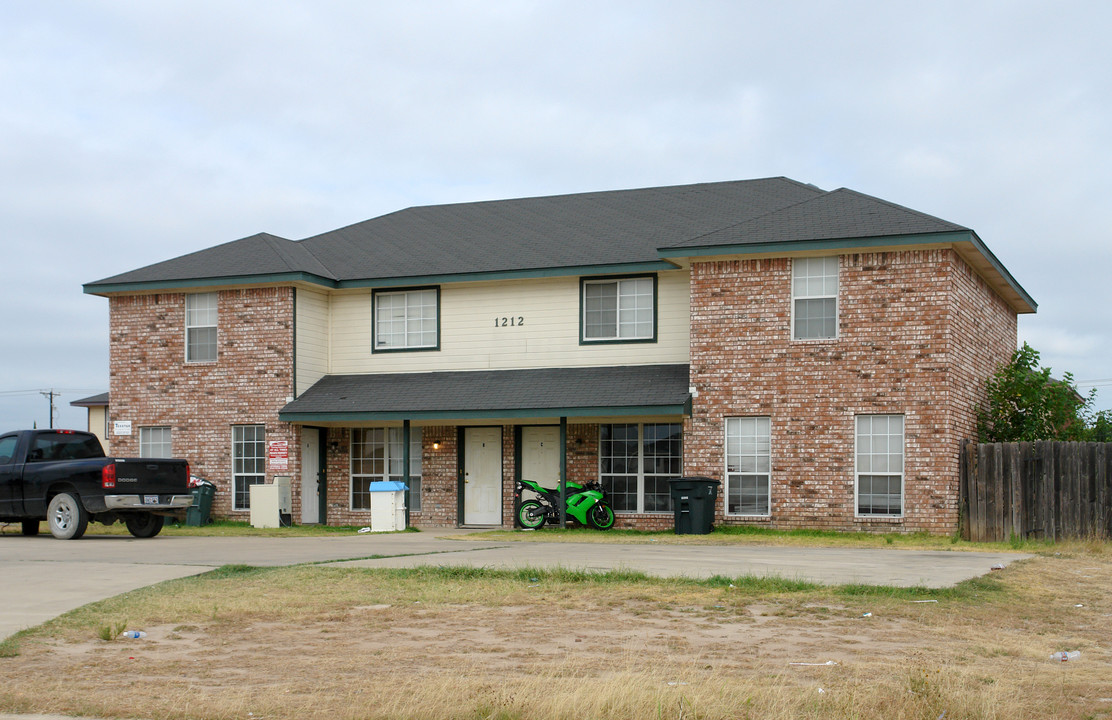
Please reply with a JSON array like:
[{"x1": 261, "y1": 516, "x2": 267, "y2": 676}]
[{"x1": 83, "y1": 178, "x2": 1035, "y2": 533}]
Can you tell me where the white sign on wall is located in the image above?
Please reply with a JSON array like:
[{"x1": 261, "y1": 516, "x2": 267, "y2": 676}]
[
  {"x1": 113, "y1": 420, "x2": 132, "y2": 436},
  {"x1": 268, "y1": 440, "x2": 289, "y2": 471}
]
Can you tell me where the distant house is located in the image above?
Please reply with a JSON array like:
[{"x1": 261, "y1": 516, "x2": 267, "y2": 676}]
[
  {"x1": 83, "y1": 178, "x2": 1035, "y2": 533},
  {"x1": 70, "y1": 392, "x2": 110, "y2": 453}
]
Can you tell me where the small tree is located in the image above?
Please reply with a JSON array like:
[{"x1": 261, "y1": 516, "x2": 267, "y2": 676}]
[{"x1": 977, "y1": 343, "x2": 1093, "y2": 442}]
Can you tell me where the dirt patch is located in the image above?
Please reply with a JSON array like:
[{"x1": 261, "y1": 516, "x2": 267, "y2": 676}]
[{"x1": 8, "y1": 598, "x2": 939, "y2": 702}]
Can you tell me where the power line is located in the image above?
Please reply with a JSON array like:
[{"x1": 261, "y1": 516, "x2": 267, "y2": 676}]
[{"x1": 0, "y1": 388, "x2": 105, "y2": 397}]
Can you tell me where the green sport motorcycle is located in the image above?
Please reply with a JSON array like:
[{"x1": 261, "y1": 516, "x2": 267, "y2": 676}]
[{"x1": 515, "y1": 478, "x2": 616, "y2": 530}]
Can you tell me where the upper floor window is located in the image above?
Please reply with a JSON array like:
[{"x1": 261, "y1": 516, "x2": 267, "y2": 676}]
[
  {"x1": 581, "y1": 275, "x2": 656, "y2": 343},
  {"x1": 373, "y1": 287, "x2": 439, "y2": 352},
  {"x1": 792, "y1": 257, "x2": 838, "y2": 340},
  {"x1": 139, "y1": 426, "x2": 172, "y2": 458},
  {"x1": 185, "y1": 292, "x2": 218, "y2": 362}
]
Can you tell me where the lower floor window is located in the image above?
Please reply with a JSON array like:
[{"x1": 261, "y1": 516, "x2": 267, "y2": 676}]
[
  {"x1": 351, "y1": 427, "x2": 422, "y2": 511},
  {"x1": 139, "y1": 426, "x2": 172, "y2": 459},
  {"x1": 856, "y1": 414, "x2": 904, "y2": 516},
  {"x1": 725, "y1": 417, "x2": 771, "y2": 515},
  {"x1": 599, "y1": 423, "x2": 682, "y2": 513},
  {"x1": 232, "y1": 424, "x2": 265, "y2": 510}
]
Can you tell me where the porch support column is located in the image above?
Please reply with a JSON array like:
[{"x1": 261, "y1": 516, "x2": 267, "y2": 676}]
[
  {"x1": 559, "y1": 416, "x2": 568, "y2": 528},
  {"x1": 402, "y1": 419, "x2": 411, "y2": 528}
]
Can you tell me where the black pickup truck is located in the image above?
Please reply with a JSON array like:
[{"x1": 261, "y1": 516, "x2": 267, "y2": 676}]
[{"x1": 0, "y1": 429, "x2": 193, "y2": 539}]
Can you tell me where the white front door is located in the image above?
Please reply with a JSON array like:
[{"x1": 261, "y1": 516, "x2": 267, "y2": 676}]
[
  {"x1": 464, "y1": 427, "x2": 502, "y2": 525},
  {"x1": 521, "y1": 426, "x2": 561, "y2": 501},
  {"x1": 300, "y1": 431, "x2": 320, "y2": 524}
]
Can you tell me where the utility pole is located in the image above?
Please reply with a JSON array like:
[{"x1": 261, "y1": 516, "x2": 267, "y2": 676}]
[{"x1": 39, "y1": 389, "x2": 59, "y2": 429}]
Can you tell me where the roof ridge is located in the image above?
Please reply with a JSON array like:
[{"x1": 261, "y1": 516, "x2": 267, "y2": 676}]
[
  {"x1": 831, "y1": 188, "x2": 968, "y2": 230},
  {"x1": 404, "y1": 176, "x2": 801, "y2": 212},
  {"x1": 260, "y1": 233, "x2": 339, "y2": 280},
  {"x1": 300, "y1": 177, "x2": 807, "y2": 242},
  {"x1": 664, "y1": 185, "x2": 830, "y2": 248}
]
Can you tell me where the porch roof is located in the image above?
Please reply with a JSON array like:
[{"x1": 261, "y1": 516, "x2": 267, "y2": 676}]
[{"x1": 279, "y1": 364, "x2": 691, "y2": 423}]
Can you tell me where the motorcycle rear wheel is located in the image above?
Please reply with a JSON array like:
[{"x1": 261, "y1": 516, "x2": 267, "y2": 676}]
[
  {"x1": 586, "y1": 502, "x2": 616, "y2": 530},
  {"x1": 518, "y1": 500, "x2": 547, "y2": 529}
]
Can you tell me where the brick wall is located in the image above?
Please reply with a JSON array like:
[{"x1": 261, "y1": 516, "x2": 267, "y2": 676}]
[
  {"x1": 108, "y1": 287, "x2": 297, "y2": 519},
  {"x1": 685, "y1": 250, "x2": 1017, "y2": 534}
]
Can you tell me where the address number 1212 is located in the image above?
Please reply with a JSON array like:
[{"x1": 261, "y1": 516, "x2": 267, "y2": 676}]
[{"x1": 495, "y1": 316, "x2": 524, "y2": 327}]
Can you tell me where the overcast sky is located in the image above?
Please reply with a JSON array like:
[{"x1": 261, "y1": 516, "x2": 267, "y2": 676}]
[{"x1": 1, "y1": 1, "x2": 1109, "y2": 432}]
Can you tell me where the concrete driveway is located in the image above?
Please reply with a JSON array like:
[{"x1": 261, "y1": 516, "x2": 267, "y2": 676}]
[{"x1": 0, "y1": 529, "x2": 1028, "y2": 640}]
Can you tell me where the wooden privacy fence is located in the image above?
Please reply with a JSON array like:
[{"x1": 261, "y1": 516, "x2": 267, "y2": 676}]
[{"x1": 960, "y1": 440, "x2": 1112, "y2": 542}]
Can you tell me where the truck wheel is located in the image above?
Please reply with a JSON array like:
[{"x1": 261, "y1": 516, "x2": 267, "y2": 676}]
[
  {"x1": 21, "y1": 520, "x2": 40, "y2": 536},
  {"x1": 47, "y1": 493, "x2": 88, "y2": 540},
  {"x1": 124, "y1": 513, "x2": 164, "y2": 538}
]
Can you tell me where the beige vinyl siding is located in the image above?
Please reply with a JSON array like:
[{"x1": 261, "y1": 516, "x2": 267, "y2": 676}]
[
  {"x1": 295, "y1": 288, "x2": 330, "y2": 394},
  {"x1": 329, "y1": 272, "x2": 690, "y2": 374},
  {"x1": 88, "y1": 406, "x2": 109, "y2": 453}
]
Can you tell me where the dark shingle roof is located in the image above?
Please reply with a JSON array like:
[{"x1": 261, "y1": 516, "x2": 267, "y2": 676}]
[
  {"x1": 70, "y1": 392, "x2": 109, "y2": 407},
  {"x1": 669, "y1": 188, "x2": 967, "y2": 249},
  {"x1": 82, "y1": 177, "x2": 1032, "y2": 313},
  {"x1": 280, "y1": 365, "x2": 690, "y2": 420},
  {"x1": 295, "y1": 178, "x2": 822, "y2": 280},
  {"x1": 90, "y1": 232, "x2": 337, "y2": 287},
  {"x1": 86, "y1": 178, "x2": 823, "y2": 288}
]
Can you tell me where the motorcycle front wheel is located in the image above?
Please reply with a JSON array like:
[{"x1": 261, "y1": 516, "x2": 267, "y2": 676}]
[
  {"x1": 586, "y1": 502, "x2": 616, "y2": 530},
  {"x1": 518, "y1": 500, "x2": 547, "y2": 529}
]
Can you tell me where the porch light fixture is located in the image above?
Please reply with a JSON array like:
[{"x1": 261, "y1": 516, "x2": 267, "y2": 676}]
[{"x1": 432, "y1": 441, "x2": 440, "y2": 450}]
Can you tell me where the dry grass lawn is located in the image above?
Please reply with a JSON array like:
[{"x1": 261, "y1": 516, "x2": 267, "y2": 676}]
[{"x1": 1, "y1": 542, "x2": 1110, "y2": 719}]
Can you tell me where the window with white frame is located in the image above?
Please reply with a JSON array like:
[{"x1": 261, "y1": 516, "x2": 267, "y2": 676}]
[
  {"x1": 599, "y1": 423, "x2": 681, "y2": 513},
  {"x1": 373, "y1": 288, "x2": 439, "y2": 351},
  {"x1": 139, "y1": 426, "x2": 172, "y2": 458},
  {"x1": 232, "y1": 424, "x2": 265, "y2": 511},
  {"x1": 725, "y1": 417, "x2": 771, "y2": 515},
  {"x1": 185, "y1": 292, "x2": 218, "y2": 362},
  {"x1": 792, "y1": 257, "x2": 838, "y2": 340},
  {"x1": 581, "y1": 276, "x2": 656, "y2": 342},
  {"x1": 856, "y1": 415, "x2": 904, "y2": 517},
  {"x1": 351, "y1": 427, "x2": 422, "y2": 511}
]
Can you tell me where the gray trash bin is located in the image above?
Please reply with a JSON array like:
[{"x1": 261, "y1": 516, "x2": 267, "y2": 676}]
[{"x1": 668, "y1": 477, "x2": 720, "y2": 534}]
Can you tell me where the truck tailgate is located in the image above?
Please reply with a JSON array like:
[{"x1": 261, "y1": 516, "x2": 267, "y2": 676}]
[{"x1": 110, "y1": 458, "x2": 190, "y2": 495}]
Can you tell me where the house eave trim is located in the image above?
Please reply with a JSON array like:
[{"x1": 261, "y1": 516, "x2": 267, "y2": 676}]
[
  {"x1": 84, "y1": 261, "x2": 681, "y2": 296},
  {"x1": 83, "y1": 272, "x2": 339, "y2": 296},
  {"x1": 335, "y1": 261, "x2": 679, "y2": 289},
  {"x1": 279, "y1": 404, "x2": 690, "y2": 423}
]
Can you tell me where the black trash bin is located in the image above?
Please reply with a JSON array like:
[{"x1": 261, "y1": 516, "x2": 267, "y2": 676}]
[
  {"x1": 668, "y1": 477, "x2": 720, "y2": 535},
  {"x1": 186, "y1": 479, "x2": 216, "y2": 527}
]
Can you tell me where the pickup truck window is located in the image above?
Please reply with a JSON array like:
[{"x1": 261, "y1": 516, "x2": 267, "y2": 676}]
[
  {"x1": 0, "y1": 435, "x2": 16, "y2": 464},
  {"x1": 28, "y1": 432, "x2": 105, "y2": 462}
]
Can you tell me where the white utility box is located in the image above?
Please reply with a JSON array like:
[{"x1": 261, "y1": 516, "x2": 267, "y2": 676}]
[
  {"x1": 274, "y1": 475, "x2": 292, "y2": 515},
  {"x1": 249, "y1": 483, "x2": 280, "y2": 528},
  {"x1": 368, "y1": 481, "x2": 407, "y2": 532}
]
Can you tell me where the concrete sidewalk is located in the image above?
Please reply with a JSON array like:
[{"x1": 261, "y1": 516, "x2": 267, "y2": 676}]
[
  {"x1": 0, "y1": 529, "x2": 1028, "y2": 640},
  {"x1": 337, "y1": 539, "x2": 1022, "y2": 588}
]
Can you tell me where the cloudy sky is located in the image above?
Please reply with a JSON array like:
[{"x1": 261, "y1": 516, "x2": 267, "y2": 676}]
[{"x1": 1, "y1": 1, "x2": 1109, "y2": 431}]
